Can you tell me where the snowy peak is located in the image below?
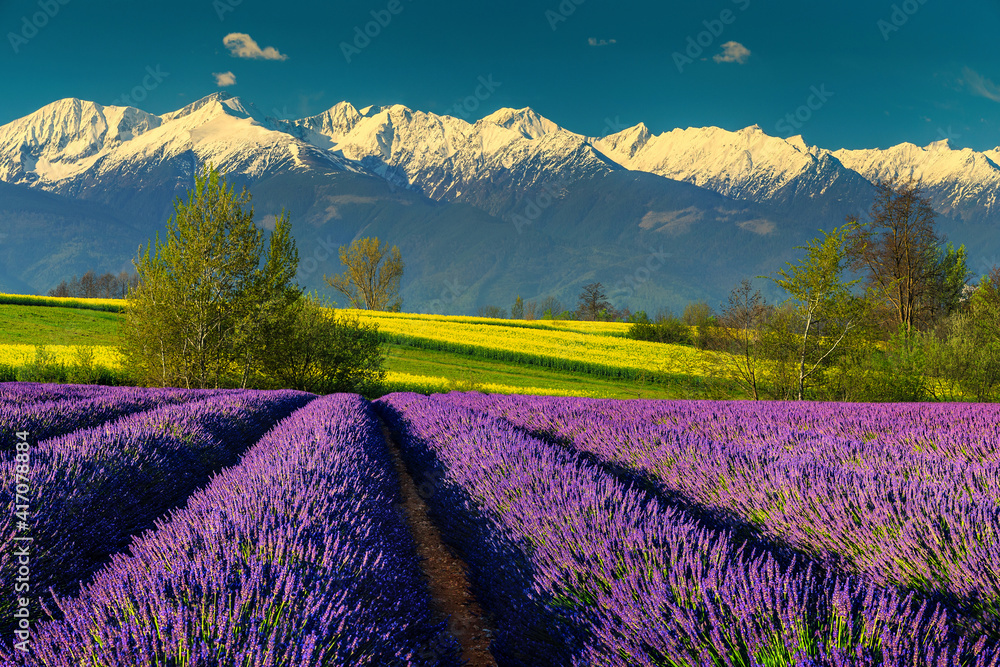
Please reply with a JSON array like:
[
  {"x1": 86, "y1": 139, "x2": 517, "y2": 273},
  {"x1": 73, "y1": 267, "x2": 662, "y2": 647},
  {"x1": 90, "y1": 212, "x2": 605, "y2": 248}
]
[
  {"x1": 479, "y1": 107, "x2": 563, "y2": 139},
  {"x1": 290, "y1": 101, "x2": 613, "y2": 206},
  {"x1": 0, "y1": 98, "x2": 162, "y2": 182},
  {"x1": 834, "y1": 141, "x2": 1000, "y2": 219},
  {"x1": 787, "y1": 135, "x2": 809, "y2": 152},
  {"x1": 160, "y1": 92, "x2": 233, "y2": 122},
  {"x1": 0, "y1": 93, "x2": 363, "y2": 188},
  {"x1": 298, "y1": 102, "x2": 362, "y2": 136},
  {"x1": 3, "y1": 93, "x2": 999, "y2": 225},
  {"x1": 592, "y1": 122, "x2": 651, "y2": 160},
  {"x1": 591, "y1": 122, "x2": 851, "y2": 204},
  {"x1": 160, "y1": 93, "x2": 265, "y2": 124}
]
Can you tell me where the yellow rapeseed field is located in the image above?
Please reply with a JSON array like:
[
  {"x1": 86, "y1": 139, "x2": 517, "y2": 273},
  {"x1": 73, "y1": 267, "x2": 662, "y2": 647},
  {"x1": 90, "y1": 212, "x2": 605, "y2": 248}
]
[
  {"x1": 0, "y1": 344, "x2": 121, "y2": 367},
  {"x1": 349, "y1": 309, "x2": 722, "y2": 379},
  {"x1": 0, "y1": 293, "x2": 124, "y2": 311},
  {"x1": 345, "y1": 309, "x2": 630, "y2": 336},
  {"x1": 384, "y1": 371, "x2": 602, "y2": 397}
]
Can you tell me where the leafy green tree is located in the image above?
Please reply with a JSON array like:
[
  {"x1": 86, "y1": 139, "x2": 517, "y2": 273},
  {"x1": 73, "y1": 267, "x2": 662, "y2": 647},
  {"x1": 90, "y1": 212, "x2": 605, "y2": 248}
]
[
  {"x1": 258, "y1": 294, "x2": 386, "y2": 395},
  {"x1": 682, "y1": 302, "x2": 712, "y2": 327},
  {"x1": 770, "y1": 225, "x2": 862, "y2": 400},
  {"x1": 627, "y1": 310, "x2": 692, "y2": 345},
  {"x1": 121, "y1": 166, "x2": 294, "y2": 389},
  {"x1": 120, "y1": 165, "x2": 385, "y2": 393},
  {"x1": 924, "y1": 242, "x2": 972, "y2": 321},
  {"x1": 922, "y1": 266, "x2": 1000, "y2": 401},
  {"x1": 235, "y1": 210, "x2": 300, "y2": 388},
  {"x1": 325, "y1": 237, "x2": 404, "y2": 311}
]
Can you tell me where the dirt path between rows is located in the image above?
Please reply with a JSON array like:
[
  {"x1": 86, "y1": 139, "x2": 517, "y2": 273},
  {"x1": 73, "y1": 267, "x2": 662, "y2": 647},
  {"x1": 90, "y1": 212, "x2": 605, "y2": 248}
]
[{"x1": 380, "y1": 420, "x2": 498, "y2": 667}]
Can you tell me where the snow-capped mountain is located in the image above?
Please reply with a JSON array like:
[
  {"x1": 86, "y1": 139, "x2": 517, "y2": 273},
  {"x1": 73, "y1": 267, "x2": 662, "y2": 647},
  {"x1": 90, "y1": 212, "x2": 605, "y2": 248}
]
[
  {"x1": 1, "y1": 92, "x2": 998, "y2": 311},
  {"x1": 0, "y1": 98, "x2": 162, "y2": 184},
  {"x1": 834, "y1": 140, "x2": 1000, "y2": 222},
  {"x1": 0, "y1": 92, "x2": 360, "y2": 190},
  {"x1": 289, "y1": 103, "x2": 616, "y2": 214},
  {"x1": 591, "y1": 123, "x2": 875, "y2": 212},
  {"x1": 4, "y1": 93, "x2": 996, "y2": 226}
]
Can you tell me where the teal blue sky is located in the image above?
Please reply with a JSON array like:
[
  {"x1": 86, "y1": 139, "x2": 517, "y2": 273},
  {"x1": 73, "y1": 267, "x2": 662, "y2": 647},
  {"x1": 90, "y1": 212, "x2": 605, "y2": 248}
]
[{"x1": 1, "y1": 0, "x2": 999, "y2": 150}]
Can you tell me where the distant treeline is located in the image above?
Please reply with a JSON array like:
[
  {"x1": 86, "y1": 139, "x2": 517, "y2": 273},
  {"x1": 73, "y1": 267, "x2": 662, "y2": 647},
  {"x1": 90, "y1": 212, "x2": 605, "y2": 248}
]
[{"x1": 48, "y1": 270, "x2": 139, "y2": 299}]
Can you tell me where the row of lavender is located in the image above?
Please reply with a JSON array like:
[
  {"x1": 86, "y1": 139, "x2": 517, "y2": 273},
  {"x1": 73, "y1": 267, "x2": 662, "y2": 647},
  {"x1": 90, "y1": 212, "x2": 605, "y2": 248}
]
[
  {"x1": 3, "y1": 394, "x2": 460, "y2": 666},
  {"x1": 378, "y1": 392, "x2": 1000, "y2": 666},
  {"x1": 0, "y1": 387, "x2": 314, "y2": 642},
  {"x1": 0, "y1": 382, "x2": 114, "y2": 404},
  {"x1": 443, "y1": 394, "x2": 1000, "y2": 630},
  {"x1": 0, "y1": 384, "x2": 237, "y2": 451}
]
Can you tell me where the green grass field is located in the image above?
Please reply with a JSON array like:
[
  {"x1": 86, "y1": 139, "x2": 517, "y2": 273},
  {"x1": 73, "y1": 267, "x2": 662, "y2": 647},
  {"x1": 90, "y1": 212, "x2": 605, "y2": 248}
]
[
  {"x1": 0, "y1": 304, "x2": 120, "y2": 346},
  {"x1": 385, "y1": 345, "x2": 704, "y2": 399},
  {"x1": 0, "y1": 301, "x2": 729, "y2": 398}
]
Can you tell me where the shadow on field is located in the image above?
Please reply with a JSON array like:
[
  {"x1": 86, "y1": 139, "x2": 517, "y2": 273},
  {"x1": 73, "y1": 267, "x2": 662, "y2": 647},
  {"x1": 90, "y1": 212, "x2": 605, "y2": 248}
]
[{"x1": 375, "y1": 401, "x2": 592, "y2": 667}]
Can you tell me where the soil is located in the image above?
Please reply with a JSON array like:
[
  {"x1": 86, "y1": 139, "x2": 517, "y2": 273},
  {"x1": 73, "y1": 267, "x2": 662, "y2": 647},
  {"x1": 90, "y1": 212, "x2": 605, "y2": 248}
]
[{"x1": 380, "y1": 420, "x2": 498, "y2": 667}]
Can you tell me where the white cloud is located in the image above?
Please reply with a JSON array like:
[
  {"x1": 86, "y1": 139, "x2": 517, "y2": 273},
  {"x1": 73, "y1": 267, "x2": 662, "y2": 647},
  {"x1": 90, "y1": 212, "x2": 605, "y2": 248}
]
[
  {"x1": 588, "y1": 37, "x2": 617, "y2": 47},
  {"x1": 713, "y1": 41, "x2": 751, "y2": 64},
  {"x1": 213, "y1": 71, "x2": 237, "y2": 87},
  {"x1": 963, "y1": 67, "x2": 1000, "y2": 103},
  {"x1": 223, "y1": 33, "x2": 288, "y2": 61}
]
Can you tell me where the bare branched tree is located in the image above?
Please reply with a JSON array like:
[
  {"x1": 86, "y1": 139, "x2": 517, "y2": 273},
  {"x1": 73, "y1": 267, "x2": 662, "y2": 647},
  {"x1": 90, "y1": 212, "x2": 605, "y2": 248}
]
[
  {"x1": 718, "y1": 279, "x2": 769, "y2": 400},
  {"x1": 325, "y1": 237, "x2": 404, "y2": 311},
  {"x1": 846, "y1": 178, "x2": 940, "y2": 332}
]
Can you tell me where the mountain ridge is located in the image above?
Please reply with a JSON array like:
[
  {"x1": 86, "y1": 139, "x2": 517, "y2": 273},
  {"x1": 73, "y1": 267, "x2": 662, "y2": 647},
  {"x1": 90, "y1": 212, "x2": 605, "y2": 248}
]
[{"x1": 0, "y1": 93, "x2": 997, "y2": 312}]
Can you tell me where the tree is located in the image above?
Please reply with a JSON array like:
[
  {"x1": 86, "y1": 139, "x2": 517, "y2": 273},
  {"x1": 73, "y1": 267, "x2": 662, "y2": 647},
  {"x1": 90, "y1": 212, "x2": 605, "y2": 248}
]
[
  {"x1": 120, "y1": 166, "x2": 298, "y2": 389},
  {"x1": 770, "y1": 225, "x2": 862, "y2": 400},
  {"x1": 325, "y1": 237, "x2": 404, "y2": 311},
  {"x1": 683, "y1": 302, "x2": 713, "y2": 327},
  {"x1": 846, "y1": 179, "x2": 941, "y2": 332},
  {"x1": 923, "y1": 265, "x2": 1000, "y2": 401},
  {"x1": 258, "y1": 294, "x2": 386, "y2": 395},
  {"x1": 539, "y1": 296, "x2": 562, "y2": 320},
  {"x1": 235, "y1": 212, "x2": 301, "y2": 388},
  {"x1": 511, "y1": 295, "x2": 524, "y2": 320},
  {"x1": 924, "y1": 242, "x2": 972, "y2": 321},
  {"x1": 120, "y1": 166, "x2": 385, "y2": 392},
  {"x1": 626, "y1": 309, "x2": 691, "y2": 345},
  {"x1": 48, "y1": 270, "x2": 139, "y2": 298},
  {"x1": 476, "y1": 305, "x2": 506, "y2": 319},
  {"x1": 718, "y1": 279, "x2": 769, "y2": 400},
  {"x1": 577, "y1": 282, "x2": 612, "y2": 321}
]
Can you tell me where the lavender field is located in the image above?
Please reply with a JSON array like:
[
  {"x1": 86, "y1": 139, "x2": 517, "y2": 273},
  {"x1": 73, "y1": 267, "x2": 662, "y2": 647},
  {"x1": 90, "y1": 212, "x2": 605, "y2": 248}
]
[{"x1": 2, "y1": 382, "x2": 1000, "y2": 666}]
